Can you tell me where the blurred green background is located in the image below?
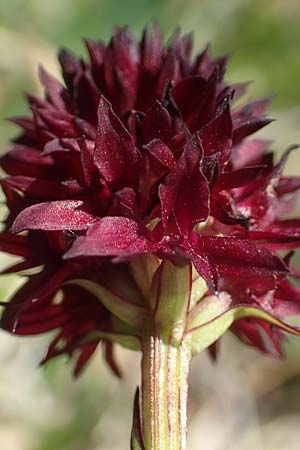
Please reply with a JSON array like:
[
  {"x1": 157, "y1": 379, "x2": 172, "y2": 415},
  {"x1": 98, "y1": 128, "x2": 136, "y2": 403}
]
[{"x1": 0, "y1": 1, "x2": 299, "y2": 449}]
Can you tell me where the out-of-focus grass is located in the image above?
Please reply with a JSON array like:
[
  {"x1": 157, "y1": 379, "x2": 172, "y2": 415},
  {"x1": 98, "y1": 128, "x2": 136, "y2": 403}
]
[
  {"x1": 0, "y1": 1, "x2": 299, "y2": 449},
  {"x1": 216, "y1": 1, "x2": 300, "y2": 108}
]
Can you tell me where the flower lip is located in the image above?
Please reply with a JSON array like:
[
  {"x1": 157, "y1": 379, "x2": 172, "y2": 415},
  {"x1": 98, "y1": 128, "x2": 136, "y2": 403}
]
[{"x1": 11, "y1": 200, "x2": 98, "y2": 233}]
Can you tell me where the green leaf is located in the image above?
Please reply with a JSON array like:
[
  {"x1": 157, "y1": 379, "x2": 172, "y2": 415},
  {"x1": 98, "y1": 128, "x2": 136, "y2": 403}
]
[
  {"x1": 81, "y1": 330, "x2": 141, "y2": 351},
  {"x1": 111, "y1": 315, "x2": 141, "y2": 335},
  {"x1": 130, "y1": 254, "x2": 161, "y2": 303},
  {"x1": 131, "y1": 388, "x2": 145, "y2": 450},
  {"x1": 99, "y1": 268, "x2": 146, "y2": 306},
  {"x1": 66, "y1": 279, "x2": 147, "y2": 330},
  {"x1": 186, "y1": 304, "x2": 300, "y2": 356},
  {"x1": 151, "y1": 260, "x2": 192, "y2": 343},
  {"x1": 188, "y1": 293, "x2": 231, "y2": 329},
  {"x1": 190, "y1": 272, "x2": 208, "y2": 308}
]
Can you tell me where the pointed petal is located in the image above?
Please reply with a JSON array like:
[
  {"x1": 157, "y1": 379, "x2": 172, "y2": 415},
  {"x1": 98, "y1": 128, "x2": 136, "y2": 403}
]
[
  {"x1": 78, "y1": 137, "x2": 95, "y2": 187},
  {"x1": 38, "y1": 65, "x2": 72, "y2": 111},
  {"x1": 0, "y1": 233, "x2": 32, "y2": 257},
  {"x1": 65, "y1": 217, "x2": 152, "y2": 259},
  {"x1": 199, "y1": 96, "x2": 233, "y2": 168},
  {"x1": 202, "y1": 236, "x2": 288, "y2": 277},
  {"x1": 143, "y1": 139, "x2": 176, "y2": 169},
  {"x1": 94, "y1": 96, "x2": 139, "y2": 190},
  {"x1": 172, "y1": 70, "x2": 219, "y2": 132},
  {"x1": 159, "y1": 134, "x2": 209, "y2": 236},
  {"x1": 11, "y1": 200, "x2": 97, "y2": 232},
  {"x1": 143, "y1": 101, "x2": 172, "y2": 144}
]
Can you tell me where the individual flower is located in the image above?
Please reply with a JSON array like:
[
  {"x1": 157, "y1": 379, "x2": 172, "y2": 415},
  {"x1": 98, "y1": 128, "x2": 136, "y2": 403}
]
[{"x1": 0, "y1": 24, "x2": 299, "y2": 382}]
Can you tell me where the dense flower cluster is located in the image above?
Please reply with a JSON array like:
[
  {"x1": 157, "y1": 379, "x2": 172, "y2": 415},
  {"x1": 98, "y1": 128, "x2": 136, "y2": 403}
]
[{"x1": 1, "y1": 25, "x2": 300, "y2": 375}]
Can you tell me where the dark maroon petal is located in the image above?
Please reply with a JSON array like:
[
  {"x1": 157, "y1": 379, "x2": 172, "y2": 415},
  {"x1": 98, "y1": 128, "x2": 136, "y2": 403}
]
[
  {"x1": 38, "y1": 65, "x2": 73, "y2": 112},
  {"x1": 85, "y1": 39, "x2": 105, "y2": 69},
  {"x1": 211, "y1": 191, "x2": 249, "y2": 226},
  {"x1": 108, "y1": 187, "x2": 138, "y2": 218},
  {"x1": 237, "y1": 145, "x2": 298, "y2": 229},
  {"x1": 3, "y1": 176, "x2": 84, "y2": 199},
  {"x1": 11, "y1": 200, "x2": 97, "y2": 232},
  {"x1": 232, "y1": 98, "x2": 271, "y2": 128},
  {"x1": 202, "y1": 153, "x2": 220, "y2": 184},
  {"x1": 277, "y1": 176, "x2": 300, "y2": 196},
  {"x1": 199, "y1": 96, "x2": 233, "y2": 168},
  {"x1": 156, "y1": 50, "x2": 180, "y2": 100},
  {"x1": 104, "y1": 27, "x2": 140, "y2": 113},
  {"x1": 33, "y1": 107, "x2": 78, "y2": 139},
  {"x1": 273, "y1": 280, "x2": 300, "y2": 316},
  {"x1": 8, "y1": 145, "x2": 52, "y2": 165},
  {"x1": 232, "y1": 139, "x2": 271, "y2": 169},
  {"x1": 143, "y1": 139, "x2": 176, "y2": 170},
  {"x1": 112, "y1": 236, "x2": 156, "y2": 263},
  {"x1": 233, "y1": 118, "x2": 273, "y2": 146},
  {"x1": 246, "y1": 230, "x2": 300, "y2": 247},
  {"x1": 1, "y1": 264, "x2": 71, "y2": 333},
  {"x1": 207, "y1": 341, "x2": 219, "y2": 361},
  {"x1": 245, "y1": 220, "x2": 300, "y2": 248},
  {"x1": 190, "y1": 44, "x2": 211, "y2": 75},
  {"x1": 58, "y1": 48, "x2": 83, "y2": 94},
  {"x1": 202, "y1": 236, "x2": 288, "y2": 277},
  {"x1": 33, "y1": 281, "x2": 111, "y2": 375},
  {"x1": 232, "y1": 319, "x2": 284, "y2": 356},
  {"x1": 0, "y1": 233, "x2": 32, "y2": 257},
  {"x1": 73, "y1": 117, "x2": 96, "y2": 140},
  {"x1": 140, "y1": 23, "x2": 163, "y2": 75},
  {"x1": 136, "y1": 24, "x2": 163, "y2": 110},
  {"x1": 214, "y1": 166, "x2": 265, "y2": 190},
  {"x1": 27, "y1": 93, "x2": 52, "y2": 110},
  {"x1": 159, "y1": 133, "x2": 209, "y2": 236},
  {"x1": 231, "y1": 97, "x2": 273, "y2": 146},
  {"x1": 73, "y1": 69, "x2": 101, "y2": 125},
  {"x1": 94, "y1": 96, "x2": 139, "y2": 190},
  {"x1": 73, "y1": 343, "x2": 99, "y2": 377},
  {"x1": 42, "y1": 138, "x2": 80, "y2": 156},
  {"x1": 191, "y1": 254, "x2": 218, "y2": 292},
  {"x1": 4, "y1": 303, "x2": 69, "y2": 335},
  {"x1": 8, "y1": 116, "x2": 37, "y2": 140},
  {"x1": 143, "y1": 101, "x2": 172, "y2": 144},
  {"x1": 103, "y1": 341, "x2": 122, "y2": 378},
  {"x1": 218, "y1": 81, "x2": 250, "y2": 103},
  {"x1": 185, "y1": 232, "x2": 288, "y2": 289},
  {"x1": 168, "y1": 28, "x2": 193, "y2": 63},
  {"x1": 78, "y1": 137, "x2": 95, "y2": 187},
  {"x1": 172, "y1": 72, "x2": 217, "y2": 133},
  {"x1": 213, "y1": 54, "x2": 230, "y2": 80},
  {"x1": 1, "y1": 183, "x2": 30, "y2": 227},
  {"x1": 270, "y1": 219, "x2": 300, "y2": 235},
  {"x1": 65, "y1": 217, "x2": 151, "y2": 258},
  {"x1": 1, "y1": 145, "x2": 53, "y2": 178},
  {"x1": 0, "y1": 258, "x2": 44, "y2": 274}
]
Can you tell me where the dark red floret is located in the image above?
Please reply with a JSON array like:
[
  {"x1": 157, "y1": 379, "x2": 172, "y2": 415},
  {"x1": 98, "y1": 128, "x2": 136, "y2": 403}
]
[{"x1": 1, "y1": 25, "x2": 300, "y2": 372}]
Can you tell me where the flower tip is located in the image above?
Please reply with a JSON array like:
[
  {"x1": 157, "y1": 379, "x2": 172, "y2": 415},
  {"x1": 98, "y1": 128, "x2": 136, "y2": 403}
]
[
  {"x1": 10, "y1": 219, "x2": 22, "y2": 234},
  {"x1": 286, "y1": 143, "x2": 300, "y2": 153},
  {"x1": 37, "y1": 63, "x2": 47, "y2": 82}
]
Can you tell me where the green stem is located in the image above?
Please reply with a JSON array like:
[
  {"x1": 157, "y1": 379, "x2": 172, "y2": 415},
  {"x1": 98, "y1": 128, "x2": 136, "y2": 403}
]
[{"x1": 141, "y1": 330, "x2": 191, "y2": 450}]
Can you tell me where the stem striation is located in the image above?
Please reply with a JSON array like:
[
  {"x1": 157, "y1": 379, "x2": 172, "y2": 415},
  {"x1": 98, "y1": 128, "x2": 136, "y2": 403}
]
[{"x1": 141, "y1": 330, "x2": 191, "y2": 450}]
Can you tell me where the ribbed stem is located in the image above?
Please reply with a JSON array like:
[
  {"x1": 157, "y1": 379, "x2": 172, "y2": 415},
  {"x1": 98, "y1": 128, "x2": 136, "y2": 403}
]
[{"x1": 141, "y1": 331, "x2": 191, "y2": 450}]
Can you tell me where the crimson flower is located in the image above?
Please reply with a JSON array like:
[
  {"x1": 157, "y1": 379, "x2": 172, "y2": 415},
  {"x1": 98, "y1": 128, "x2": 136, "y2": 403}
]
[{"x1": 0, "y1": 25, "x2": 300, "y2": 378}]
